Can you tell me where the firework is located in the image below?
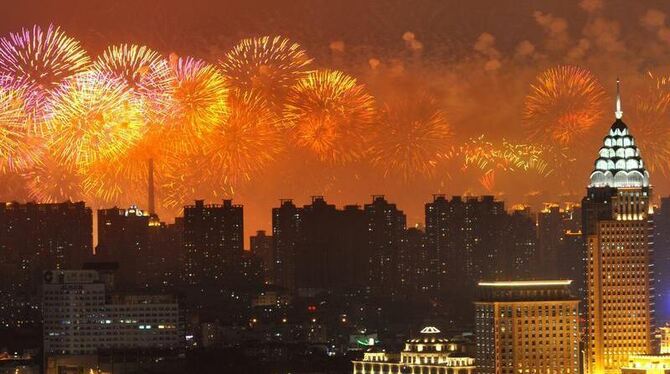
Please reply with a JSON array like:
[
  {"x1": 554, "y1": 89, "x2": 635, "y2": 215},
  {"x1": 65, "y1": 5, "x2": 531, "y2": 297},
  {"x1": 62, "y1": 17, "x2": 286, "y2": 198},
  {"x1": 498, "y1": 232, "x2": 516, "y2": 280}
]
[
  {"x1": 45, "y1": 71, "x2": 145, "y2": 166},
  {"x1": 369, "y1": 95, "x2": 452, "y2": 180},
  {"x1": 93, "y1": 44, "x2": 174, "y2": 125},
  {"x1": 220, "y1": 36, "x2": 312, "y2": 109},
  {"x1": 159, "y1": 151, "x2": 232, "y2": 212},
  {"x1": 0, "y1": 87, "x2": 43, "y2": 172},
  {"x1": 460, "y1": 135, "x2": 554, "y2": 177},
  {"x1": 626, "y1": 84, "x2": 670, "y2": 176},
  {"x1": 23, "y1": 152, "x2": 84, "y2": 203},
  {"x1": 524, "y1": 65, "x2": 606, "y2": 146},
  {"x1": 284, "y1": 70, "x2": 375, "y2": 163},
  {"x1": 0, "y1": 25, "x2": 90, "y2": 90},
  {"x1": 200, "y1": 89, "x2": 284, "y2": 185},
  {"x1": 0, "y1": 25, "x2": 90, "y2": 131},
  {"x1": 166, "y1": 56, "x2": 228, "y2": 146}
]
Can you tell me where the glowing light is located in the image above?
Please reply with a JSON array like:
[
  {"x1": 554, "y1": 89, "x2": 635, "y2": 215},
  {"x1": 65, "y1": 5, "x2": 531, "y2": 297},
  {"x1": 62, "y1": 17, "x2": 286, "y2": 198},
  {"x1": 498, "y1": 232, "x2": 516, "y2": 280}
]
[
  {"x1": 284, "y1": 69, "x2": 375, "y2": 164},
  {"x1": 23, "y1": 152, "x2": 84, "y2": 203},
  {"x1": 478, "y1": 280, "x2": 573, "y2": 287}
]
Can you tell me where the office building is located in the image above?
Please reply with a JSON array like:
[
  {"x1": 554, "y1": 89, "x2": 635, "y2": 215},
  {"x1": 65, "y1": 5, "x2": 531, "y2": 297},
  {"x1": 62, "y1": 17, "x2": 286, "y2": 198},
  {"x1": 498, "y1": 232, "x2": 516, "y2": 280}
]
[{"x1": 583, "y1": 83, "x2": 655, "y2": 374}]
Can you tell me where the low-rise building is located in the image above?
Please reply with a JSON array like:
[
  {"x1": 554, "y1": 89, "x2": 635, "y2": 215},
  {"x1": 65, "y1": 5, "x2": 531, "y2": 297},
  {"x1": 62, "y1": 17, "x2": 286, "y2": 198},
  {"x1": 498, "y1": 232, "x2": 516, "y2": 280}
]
[{"x1": 351, "y1": 326, "x2": 475, "y2": 374}]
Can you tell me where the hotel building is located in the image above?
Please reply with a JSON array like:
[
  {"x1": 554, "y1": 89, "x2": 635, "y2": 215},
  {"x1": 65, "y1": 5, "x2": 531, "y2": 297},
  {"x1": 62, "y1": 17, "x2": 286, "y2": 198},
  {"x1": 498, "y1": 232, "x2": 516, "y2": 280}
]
[{"x1": 474, "y1": 280, "x2": 580, "y2": 374}]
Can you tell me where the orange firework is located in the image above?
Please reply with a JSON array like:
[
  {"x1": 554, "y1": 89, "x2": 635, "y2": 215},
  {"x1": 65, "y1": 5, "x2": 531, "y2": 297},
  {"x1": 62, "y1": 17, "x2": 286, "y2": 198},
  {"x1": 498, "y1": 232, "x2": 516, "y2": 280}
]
[
  {"x1": 23, "y1": 152, "x2": 85, "y2": 203},
  {"x1": 370, "y1": 95, "x2": 452, "y2": 180},
  {"x1": 461, "y1": 135, "x2": 554, "y2": 177},
  {"x1": 284, "y1": 69, "x2": 375, "y2": 163},
  {"x1": 200, "y1": 89, "x2": 284, "y2": 185},
  {"x1": 220, "y1": 36, "x2": 312, "y2": 109},
  {"x1": 524, "y1": 65, "x2": 606, "y2": 146},
  {"x1": 0, "y1": 87, "x2": 43, "y2": 172},
  {"x1": 159, "y1": 151, "x2": 232, "y2": 211},
  {"x1": 165, "y1": 55, "x2": 228, "y2": 148},
  {"x1": 93, "y1": 44, "x2": 175, "y2": 125},
  {"x1": 45, "y1": 71, "x2": 145, "y2": 166},
  {"x1": 625, "y1": 78, "x2": 670, "y2": 176}
]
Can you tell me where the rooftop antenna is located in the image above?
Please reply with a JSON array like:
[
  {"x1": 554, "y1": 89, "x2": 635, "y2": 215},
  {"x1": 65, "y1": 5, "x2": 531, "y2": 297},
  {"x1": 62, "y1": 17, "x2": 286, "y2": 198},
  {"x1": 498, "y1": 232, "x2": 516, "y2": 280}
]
[{"x1": 615, "y1": 77, "x2": 623, "y2": 120}]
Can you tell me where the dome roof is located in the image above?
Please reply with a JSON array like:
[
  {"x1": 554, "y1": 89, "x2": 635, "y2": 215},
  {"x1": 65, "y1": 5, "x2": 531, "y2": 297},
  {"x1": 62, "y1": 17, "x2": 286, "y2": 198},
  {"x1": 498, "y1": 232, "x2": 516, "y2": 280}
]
[{"x1": 589, "y1": 119, "x2": 649, "y2": 188}]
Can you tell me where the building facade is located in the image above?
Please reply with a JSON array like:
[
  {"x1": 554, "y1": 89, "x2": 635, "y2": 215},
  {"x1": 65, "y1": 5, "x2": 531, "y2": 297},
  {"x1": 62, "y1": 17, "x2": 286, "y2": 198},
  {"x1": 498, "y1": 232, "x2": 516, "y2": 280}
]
[
  {"x1": 183, "y1": 199, "x2": 244, "y2": 288},
  {"x1": 352, "y1": 326, "x2": 476, "y2": 374},
  {"x1": 42, "y1": 270, "x2": 181, "y2": 355},
  {"x1": 583, "y1": 85, "x2": 655, "y2": 374},
  {"x1": 475, "y1": 280, "x2": 580, "y2": 374}
]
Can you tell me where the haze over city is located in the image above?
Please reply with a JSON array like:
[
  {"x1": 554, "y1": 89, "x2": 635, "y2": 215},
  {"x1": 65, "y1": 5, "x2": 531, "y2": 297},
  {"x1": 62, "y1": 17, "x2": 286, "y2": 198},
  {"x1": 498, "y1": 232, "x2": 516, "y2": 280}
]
[{"x1": 0, "y1": 1, "x2": 670, "y2": 373}]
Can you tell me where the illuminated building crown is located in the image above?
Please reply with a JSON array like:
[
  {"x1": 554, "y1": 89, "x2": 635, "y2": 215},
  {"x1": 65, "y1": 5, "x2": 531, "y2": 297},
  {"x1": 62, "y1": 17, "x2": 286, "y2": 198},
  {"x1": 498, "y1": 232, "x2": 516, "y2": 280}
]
[{"x1": 589, "y1": 79, "x2": 649, "y2": 188}]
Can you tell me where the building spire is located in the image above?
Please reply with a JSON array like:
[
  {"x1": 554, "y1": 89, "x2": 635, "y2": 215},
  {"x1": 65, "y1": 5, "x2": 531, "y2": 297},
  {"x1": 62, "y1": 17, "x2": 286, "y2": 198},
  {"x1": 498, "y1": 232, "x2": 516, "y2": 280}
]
[{"x1": 615, "y1": 77, "x2": 623, "y2": 119}]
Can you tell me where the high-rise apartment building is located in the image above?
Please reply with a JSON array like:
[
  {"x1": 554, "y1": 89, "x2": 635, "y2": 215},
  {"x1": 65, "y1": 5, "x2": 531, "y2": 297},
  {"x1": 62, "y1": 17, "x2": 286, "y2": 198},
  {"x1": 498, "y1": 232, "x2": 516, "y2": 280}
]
[
  {"x1": 583, "y1": 83, "x2": 655, "y2": 374},
  {"x1": 250, "y1": 230, "x2": 274, "y2": 284},
  {"x1": 365, "y1": 195, "x2": 406, "y2": 292},
  {"x1": 183, "y1": 199, "x2": 244, "y2": 288}
]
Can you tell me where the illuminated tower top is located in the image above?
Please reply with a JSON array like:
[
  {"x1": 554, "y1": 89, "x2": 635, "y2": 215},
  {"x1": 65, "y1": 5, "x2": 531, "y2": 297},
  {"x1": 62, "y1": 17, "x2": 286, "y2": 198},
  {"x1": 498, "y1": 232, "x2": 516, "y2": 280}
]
[{"x1": 588, "y1": 79, "x2": 649, "y2": 188}]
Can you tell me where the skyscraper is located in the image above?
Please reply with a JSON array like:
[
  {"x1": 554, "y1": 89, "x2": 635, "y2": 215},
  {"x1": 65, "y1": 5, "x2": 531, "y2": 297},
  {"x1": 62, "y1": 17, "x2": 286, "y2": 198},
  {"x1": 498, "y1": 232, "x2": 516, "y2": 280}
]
[
  {"x1": 183, "y1": 199, "x2": 244, "y2": 289},
  {"x1": 654, "y1": 197, "x2": 670, "y2": 323},
  {"x1": 583, "y1": 82, "x2": 654, "y2": 374}
]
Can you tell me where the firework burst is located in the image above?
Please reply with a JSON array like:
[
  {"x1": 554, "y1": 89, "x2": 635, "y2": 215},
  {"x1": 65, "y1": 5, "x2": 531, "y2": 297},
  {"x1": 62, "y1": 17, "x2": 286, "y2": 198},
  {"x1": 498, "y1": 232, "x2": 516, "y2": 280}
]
[
  {"x1": 0, "y1": 25, "x2": 90, "y2": 131},
  {"x1": 369, "y1": 95, "x2": 452, "y2": 180},
  {"x1": 23, "y1": 152, "x2": 84, "y2": 203},
  {"x1": 200, "y1": 89, "x2": 284, "y2": 185},
  {"x1": 159, "y1": 151, "x2": 232, "y2": 212},
  {"x1": 625, "y1": 81, "x2": 670, "y2": 176},
  {"x1": 0, "y1": 25, "x2": 90, "y2": 90},
  {"x1": 93, "y1": 44, "x2": 174, "y2": 125},
  {"x1": 284, "y1": 70, "x2": 375, "y2": 163},
  {"x1": 524, "y1": 65, "x2": 606, "y2": 146},
  {"x1": 0, "y1": 87, "x2": 43, "y2": 172},
  {"x1": 45, "y1": 71, "x2": 145, "y2": 166},
  {"x1": 166, "y1": 56, "x2": 228, "y2": 146},
  {"x1": 220, "y1": 36, "x2": 312, "y2": 109}
]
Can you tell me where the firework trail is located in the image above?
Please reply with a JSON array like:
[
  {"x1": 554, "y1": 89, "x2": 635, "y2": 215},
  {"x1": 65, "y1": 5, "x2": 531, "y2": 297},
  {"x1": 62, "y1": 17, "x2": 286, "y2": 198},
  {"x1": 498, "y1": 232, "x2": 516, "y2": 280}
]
[
  {"x1": 284, "y1": 69, "x2": 375, "y2": 164},
  {"x1": 220, "y1": 36, "x2": 312, "y2": 110},
  {"x1": 524, "y1": 65, "x2": 606, "y2": 146},
  {"x1": 45, "y1": 71, "x2": 145, "y2": 166},
  {"x1": 369, "y1": 95, "x2": 452, "y2": 180}
]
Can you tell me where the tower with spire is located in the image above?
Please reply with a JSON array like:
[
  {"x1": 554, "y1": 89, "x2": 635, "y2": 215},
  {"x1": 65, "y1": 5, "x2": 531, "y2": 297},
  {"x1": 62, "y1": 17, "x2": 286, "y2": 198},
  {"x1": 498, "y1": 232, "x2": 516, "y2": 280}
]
[{"x1": 583, "y1": 80, "x2": 654, "y2": 374}]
